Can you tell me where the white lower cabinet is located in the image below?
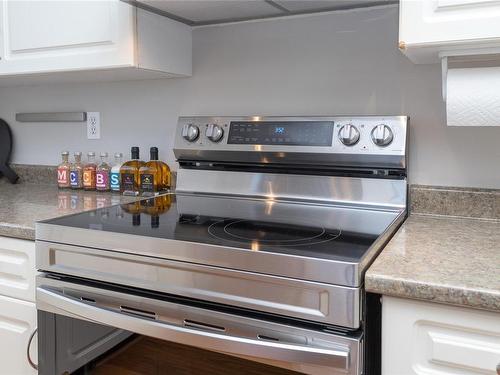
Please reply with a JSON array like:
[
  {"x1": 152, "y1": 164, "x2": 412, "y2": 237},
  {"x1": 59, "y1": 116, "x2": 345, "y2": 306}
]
[
  {"x1": 0, "y1": 294, "x2": 37, "y2": 375},
  {"x1": 0, "y1": 237, "x2": 36, "y2": 302},
  {"x1": 382, "y1": 296, "x2": 500, "y2": 375},
  {"x1": 0, "y1": 236, "x2": 37, "y2": 374}
]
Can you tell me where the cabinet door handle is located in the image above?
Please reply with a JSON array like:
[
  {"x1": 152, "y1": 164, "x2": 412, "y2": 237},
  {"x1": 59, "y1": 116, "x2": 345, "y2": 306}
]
[{"x1": 27, "y1": 328, "x2": 38, "y2": 370}]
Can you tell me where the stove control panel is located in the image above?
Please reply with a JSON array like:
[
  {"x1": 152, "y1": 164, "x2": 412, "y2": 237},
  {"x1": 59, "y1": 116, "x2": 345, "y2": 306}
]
[
  {"x1": 227, "y1": 121, "x2": 334, "y2": 146},
  {"x1": 174, "y1": 116, "x2": 408, "y2": 169}
]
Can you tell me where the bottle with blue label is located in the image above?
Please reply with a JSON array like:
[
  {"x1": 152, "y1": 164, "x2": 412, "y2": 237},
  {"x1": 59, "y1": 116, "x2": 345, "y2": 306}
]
[
  {"x1": 110, "y1": 152, "x2": 123, "y2": 192},
  {"x1": 69, "y1": 152, "x2": 83, "y2": 189}
]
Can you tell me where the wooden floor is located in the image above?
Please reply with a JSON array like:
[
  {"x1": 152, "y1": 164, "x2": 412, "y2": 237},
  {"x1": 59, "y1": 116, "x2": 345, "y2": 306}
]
[{"x1": 91, "y1": 336, "x2": 303, "y2": 375}]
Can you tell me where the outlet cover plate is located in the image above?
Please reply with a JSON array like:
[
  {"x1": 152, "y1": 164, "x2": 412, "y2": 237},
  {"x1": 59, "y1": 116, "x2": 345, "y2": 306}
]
[{"x1": 87, "y1": 112, "x2": 101, "y2": 139}]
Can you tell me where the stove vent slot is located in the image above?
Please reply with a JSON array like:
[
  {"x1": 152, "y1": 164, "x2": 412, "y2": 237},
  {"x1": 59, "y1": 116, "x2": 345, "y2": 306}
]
[
  {"x1": 184, "y1": 319, "x2": 226, "y2": 332},
  {"x1": 257, "y1": 334, "x2": 280, "y2": 342},
  {"x1": 79, "y1": 296, "x2": 96, "y2": 304},
  {"x1": 120, "y1": 305, "x2": 157, "y2": 320}
]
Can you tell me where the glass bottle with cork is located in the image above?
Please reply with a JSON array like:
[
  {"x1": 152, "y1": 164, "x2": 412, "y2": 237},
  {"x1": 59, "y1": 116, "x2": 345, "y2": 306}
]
[
  {"x1": 83, "y1": 152, "x2": 97, "y2": 191},
  {"x1": 120, "y1": 147, "x2": 145, "y2": 195},
  {"x1": 96, "y1": 152, "x2": 111, "y2": 192},
  {"x1": 57, "y1": 151, "x2": 71, "y2": 189},
  {"x1": 139, "y1": 147, "x2": 171, "y2": 196},
  {"x1": 69, "y1": 152, "x2": 83, "y2": 189},
  {"x1": 110, "y1": 152, "x2": 123, "y2": 193}
]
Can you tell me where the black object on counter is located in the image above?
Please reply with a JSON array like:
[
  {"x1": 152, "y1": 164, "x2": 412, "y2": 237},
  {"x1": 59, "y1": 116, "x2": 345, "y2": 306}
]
[{"x1": 0, "y1": 119, "x2": 19, "y2": 184}]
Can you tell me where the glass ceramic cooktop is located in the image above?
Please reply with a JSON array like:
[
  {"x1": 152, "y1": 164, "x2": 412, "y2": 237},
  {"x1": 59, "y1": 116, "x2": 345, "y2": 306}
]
[{"x1": 45, "y1": 193, "x2": 397, "y2": 263}]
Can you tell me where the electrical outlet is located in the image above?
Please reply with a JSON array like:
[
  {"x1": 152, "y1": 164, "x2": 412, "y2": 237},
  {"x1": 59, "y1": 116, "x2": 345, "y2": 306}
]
[{"x1": 87, "y1": 112, "x2": 101, "y2": 139}]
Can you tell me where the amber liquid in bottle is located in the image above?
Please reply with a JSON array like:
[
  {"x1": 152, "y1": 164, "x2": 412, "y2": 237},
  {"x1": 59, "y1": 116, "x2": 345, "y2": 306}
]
[
  {"x1": 83, "y1": 152, "x2": 97, "y2": 191},
  {"x1": 120, "y1": 147, "x2": 145, "y2": 195},
  {"x1": 139, "y1": 147, "x2": 170, "y2": 195},
  {"x1": 159, "y1": 160, "x2": 171, "y2": 190}
]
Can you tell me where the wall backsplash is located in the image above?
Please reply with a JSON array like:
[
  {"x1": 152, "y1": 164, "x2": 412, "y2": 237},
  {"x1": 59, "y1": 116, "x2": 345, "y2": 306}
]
[{"x1": 0, "y1": 5, "x2": 498, "y2": 188}]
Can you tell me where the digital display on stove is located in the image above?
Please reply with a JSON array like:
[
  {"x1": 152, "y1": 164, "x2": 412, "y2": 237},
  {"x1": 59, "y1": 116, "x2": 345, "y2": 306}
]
[{"x1": 227, "y1": 121, "x2": 334, "y2": 146}]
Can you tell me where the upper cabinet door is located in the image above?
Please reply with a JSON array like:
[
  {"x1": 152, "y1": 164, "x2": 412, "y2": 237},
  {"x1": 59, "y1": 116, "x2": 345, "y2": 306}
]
[
  {"x1": 399, "y1": 0, "x2": 500, "y2": 63},
  {"x1": 0, "y1": 0, "x2": 136, "y2": 74}
]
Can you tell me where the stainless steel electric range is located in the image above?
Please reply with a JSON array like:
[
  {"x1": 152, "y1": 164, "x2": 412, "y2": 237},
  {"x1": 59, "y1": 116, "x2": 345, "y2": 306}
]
[{"x1": 35, "y1": 116, "x2": 408, "y2": 375}]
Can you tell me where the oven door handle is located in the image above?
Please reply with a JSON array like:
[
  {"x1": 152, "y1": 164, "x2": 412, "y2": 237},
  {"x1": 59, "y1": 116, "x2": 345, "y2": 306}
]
[{"x1": 37, "y1": 286, "x2": 350, "y2": 371}]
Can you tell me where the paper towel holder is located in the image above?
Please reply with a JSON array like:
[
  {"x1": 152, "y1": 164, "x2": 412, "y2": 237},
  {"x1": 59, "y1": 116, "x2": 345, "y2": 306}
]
[{"x1": 441, "y1": 50, "x2": 500, "y2": 101}]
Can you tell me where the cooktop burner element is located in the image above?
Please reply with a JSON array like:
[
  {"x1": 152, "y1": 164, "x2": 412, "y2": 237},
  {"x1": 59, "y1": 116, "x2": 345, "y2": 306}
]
[{"x1": 208, "y1": 219, "x2": 341, "y2": 247}]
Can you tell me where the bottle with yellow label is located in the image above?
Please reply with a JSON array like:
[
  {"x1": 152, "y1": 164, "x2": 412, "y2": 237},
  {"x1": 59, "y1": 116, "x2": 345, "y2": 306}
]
[{"x1": 83, "y1": 152, "x2": 97, "y2": 190}]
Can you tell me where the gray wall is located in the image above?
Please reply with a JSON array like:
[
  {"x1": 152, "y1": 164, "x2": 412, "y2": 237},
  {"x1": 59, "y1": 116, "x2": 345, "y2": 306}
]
[{"x1": 1, "y1": 5, "x2": 499, "y2": 188}]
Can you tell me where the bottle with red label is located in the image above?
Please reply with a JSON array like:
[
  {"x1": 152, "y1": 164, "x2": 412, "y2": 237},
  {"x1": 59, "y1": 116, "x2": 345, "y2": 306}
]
[
  {"x1": 83, "y1": 152, "x2": 97, "y2": 190},
  {"x1": 96, "y1": 152, "x2": 111, "y2": 192},
  {"x1": 57, "y1": 151, "x2": 71, "y2": 188}
]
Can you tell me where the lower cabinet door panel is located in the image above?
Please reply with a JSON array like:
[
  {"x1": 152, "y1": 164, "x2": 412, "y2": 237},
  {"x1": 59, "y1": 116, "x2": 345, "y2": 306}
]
[
  {"x1": 382, "y1": 296, "x2": 500, "y2": 375},
  {"x1": 0, "y1": 236, "x2": 37, "y2": 302},
  {"x1": 0, "y1": 294, "x2": 37, "y2": 375}
]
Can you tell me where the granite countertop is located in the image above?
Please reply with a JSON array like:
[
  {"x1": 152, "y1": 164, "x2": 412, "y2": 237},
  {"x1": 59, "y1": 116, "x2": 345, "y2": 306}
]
[
  {"x1": 3, "y1": 173, "x2": 499, "y2": 312},
  {"x1": 0, "y1": 183, "x2": 137, "y2": 240},
  {"x1": 366, "y1": 214, "x2": 500, "y2": 312}
]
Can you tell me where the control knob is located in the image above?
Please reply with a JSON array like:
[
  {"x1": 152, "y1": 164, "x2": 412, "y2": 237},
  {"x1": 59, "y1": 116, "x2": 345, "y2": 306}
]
[
  {"x1": 206, "y1": 124, "x2": 224, "y2": 142},
  {"x1": 371, "y1": 124, "x2": 393, "y2": 147},
  {"x1": 338, "y1": 124, "x2": 360, "y2": 146},
  {"x1": 182, "y1": 124, "x2": 199, "y2": 142}
]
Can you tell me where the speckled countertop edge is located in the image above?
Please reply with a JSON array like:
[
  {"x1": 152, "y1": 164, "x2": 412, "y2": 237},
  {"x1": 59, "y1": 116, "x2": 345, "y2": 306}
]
[
  {"x1": 366, "y1": 271, "x2": 500, "y2": 312},
  {"x1": 366, "y1": 214, "x2": 500, "y2": 312},
  {"x1": 0, "y1": 222, "x2": 36, "y2": 241}
]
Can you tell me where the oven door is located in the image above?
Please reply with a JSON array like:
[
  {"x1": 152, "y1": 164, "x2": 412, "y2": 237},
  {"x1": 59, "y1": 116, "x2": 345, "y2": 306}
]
[{"x1": 36, "y1": 274, "x2": 362, "y2": 375}]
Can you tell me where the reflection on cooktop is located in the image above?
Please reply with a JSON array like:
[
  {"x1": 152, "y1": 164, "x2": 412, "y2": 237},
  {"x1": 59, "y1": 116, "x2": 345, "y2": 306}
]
[{"x1": 43, "y1": 193, "x2": 381, "y2": 263}]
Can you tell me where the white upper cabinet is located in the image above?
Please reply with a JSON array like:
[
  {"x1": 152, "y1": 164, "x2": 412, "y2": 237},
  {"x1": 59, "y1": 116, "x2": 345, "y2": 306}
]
[
  {"x1": 399, "y1": 0, "x2": 500, "y2": 63},
  {"x1": 0, "y1": 0, "x2": 192, "y2": 82}
]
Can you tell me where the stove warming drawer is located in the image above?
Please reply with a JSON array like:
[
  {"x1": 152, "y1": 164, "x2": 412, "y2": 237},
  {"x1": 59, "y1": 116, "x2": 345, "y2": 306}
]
[
  {"x1": 37, "y1": 241, "x2": 361, "y2": 329},
  {"x1": 37, "y1": 275, "x2": 363, "y2": 375}
]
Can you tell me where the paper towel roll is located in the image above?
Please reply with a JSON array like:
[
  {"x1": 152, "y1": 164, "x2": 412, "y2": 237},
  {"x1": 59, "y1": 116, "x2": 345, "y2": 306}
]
[{"x1": 446, "y1": 66, "x2": 500, "y2": 127}]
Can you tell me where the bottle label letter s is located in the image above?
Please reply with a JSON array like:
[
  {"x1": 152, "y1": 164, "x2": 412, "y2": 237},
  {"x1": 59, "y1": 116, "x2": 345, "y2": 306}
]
[{"x1": 110, "y1": 172, "x2": 120, "y2": 190}]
